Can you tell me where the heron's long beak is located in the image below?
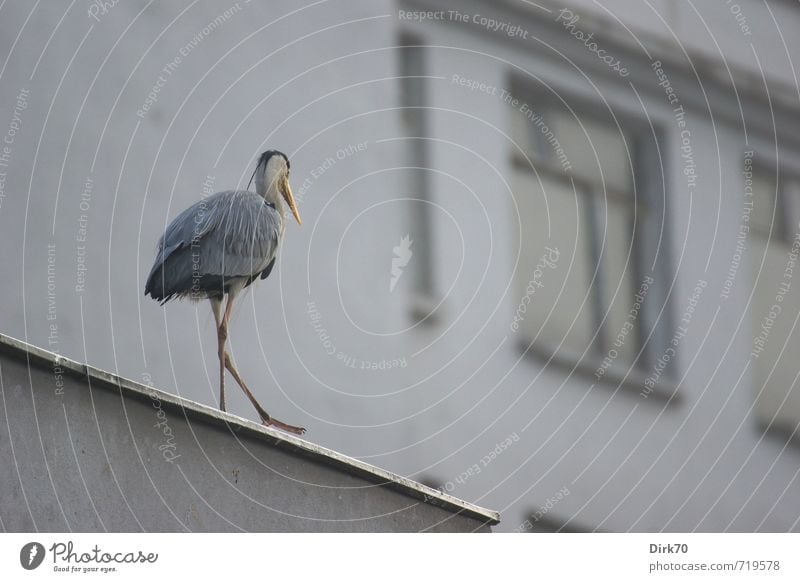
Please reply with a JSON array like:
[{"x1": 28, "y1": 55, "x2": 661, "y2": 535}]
[{"x1": 282, "y1": 177, "x2": 301, "y2": 225}]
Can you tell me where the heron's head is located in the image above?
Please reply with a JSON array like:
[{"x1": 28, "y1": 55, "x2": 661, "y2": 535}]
[{"x1": 252, "y1": 150, "x2": 301, "y2": 225}]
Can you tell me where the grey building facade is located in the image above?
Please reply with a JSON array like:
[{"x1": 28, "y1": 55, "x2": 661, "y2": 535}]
[{"x1": 0, "y1": 0, "x2": 799, "y2": 531}]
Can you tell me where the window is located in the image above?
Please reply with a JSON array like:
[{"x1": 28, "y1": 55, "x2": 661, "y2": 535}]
[
  {"x1": 518, "y1": 511, "x2": 595, "y2": 533},
  {"x1": 510, "y1": 79, "x2": 670, "y2": 384},
  {"x1": 748, "y1": 160, "x2": 800, "y2": 439},
  {"x1": 398, "y1": 34, "x2": 437, "y2": 322}
]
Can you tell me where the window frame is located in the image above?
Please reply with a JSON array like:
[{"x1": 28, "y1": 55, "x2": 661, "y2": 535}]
[
  {"x1": 747, "y1": 155, "x2": 800, "y2": 440},
  {"x1": 509, "y1": 76, "x2": 675, "y2": 397}
]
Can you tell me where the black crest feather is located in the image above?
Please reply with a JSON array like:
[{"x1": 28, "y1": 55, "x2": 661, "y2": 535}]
[{"x1": 247, "y1": 150, "x2": 289, "y2": 191}]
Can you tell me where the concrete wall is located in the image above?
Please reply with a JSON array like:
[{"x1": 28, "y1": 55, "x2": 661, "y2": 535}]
[{"x1": 0, "y1": 335, "x2": 497, "y2": 532}]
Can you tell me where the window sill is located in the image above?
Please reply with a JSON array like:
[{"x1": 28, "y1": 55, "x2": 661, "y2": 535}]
[
  {"x1": 756, "y1": 418, "x2": 800, "y2": 449},
  {"x1": 518, "y1": 339, "x2": 681, "y2": 406},
  {"x1": 408, "y1": 293, "x2": 442, "y2": 327}
]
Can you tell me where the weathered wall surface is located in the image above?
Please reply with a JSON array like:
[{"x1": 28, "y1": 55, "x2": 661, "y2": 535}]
[{"x1": 0, "y1": 336, "x2": 496, "y2": 532}]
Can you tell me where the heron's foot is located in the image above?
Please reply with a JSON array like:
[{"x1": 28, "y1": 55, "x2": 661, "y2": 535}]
[{"x1": 261, "y1": 414, "x2": 306, "y2": 435}]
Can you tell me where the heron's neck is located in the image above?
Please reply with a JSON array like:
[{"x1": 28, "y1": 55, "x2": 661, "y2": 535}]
[{"x1": 256, "y1": 173, "x2": 283, "y2": 210}]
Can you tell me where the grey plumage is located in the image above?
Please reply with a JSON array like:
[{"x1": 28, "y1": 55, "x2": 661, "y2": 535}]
[
  {"x1": 144, "y1": 150, "x2": 306, "y2": 434},
  {"x1": 145, "y1": 190, "x2": 282, "y2": 303}
]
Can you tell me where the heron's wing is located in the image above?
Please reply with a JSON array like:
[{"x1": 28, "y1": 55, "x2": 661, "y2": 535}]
[
  {"x1": 260, "y1": 257, "x2": 276, "y2": 280},
  {"x1": 145, "y1": 190, "x2": 281, "y2": 301},
  {"x1": 193, "y1": 190, "x2": 281, "y2": 277}
]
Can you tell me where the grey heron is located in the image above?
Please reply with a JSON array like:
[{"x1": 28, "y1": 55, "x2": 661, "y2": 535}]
[{"x1": 145, "y1": 150, "x2": 305, "y2": 435}]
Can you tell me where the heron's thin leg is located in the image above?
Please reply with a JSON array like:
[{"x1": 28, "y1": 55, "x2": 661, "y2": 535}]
[
  {"x1": 220, "y1": 291, "x2": 305, "y2": 435},
  {"x1": 210, "y1": 297, "x2": 226, "y2": 412},
  {"x1": 222, "y1": 353, "x2": 306, "y2": 435}
]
